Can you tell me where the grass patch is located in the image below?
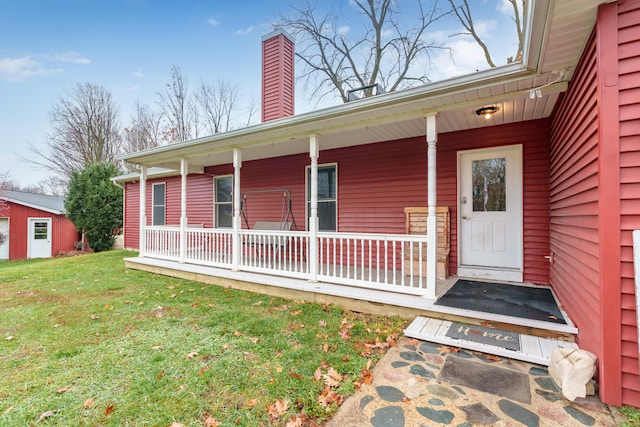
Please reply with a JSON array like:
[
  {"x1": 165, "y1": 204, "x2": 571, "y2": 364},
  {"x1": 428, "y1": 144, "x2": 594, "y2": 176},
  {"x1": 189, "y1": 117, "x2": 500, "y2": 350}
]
[
  {"x1": 0, "y1": 251, "x2": 406, "y2": 426},
  {"x1": 622, "y1": 406, "x2": 640, "y2": 426}
]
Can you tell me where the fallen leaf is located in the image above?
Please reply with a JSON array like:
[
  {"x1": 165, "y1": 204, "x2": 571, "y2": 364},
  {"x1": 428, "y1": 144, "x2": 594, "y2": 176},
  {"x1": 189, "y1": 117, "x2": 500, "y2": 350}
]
[
  {"x1": 285, "y1": 414, "x2": 304, "y2": 427},
  {"x1": 234, "y1": 331, "x2": 242, "y2": 337},
  {"x1": 249, "y1": 337, "x2": 260, "y2": 343},
  {"x1": 37, "y1": 410, "x2": 57, "y2": 422},
  {"x1": 105, "y1": 403, "x2": 115, "y2": 417},
  {"x1": 203, "y1": 417, "x2": 218, "y2": 427},
  {"x1": 222, "y1": 343, "x2": 232, "y2": 350},
  {"x1": 318, "y1": 320, "x2": 327, "y2": 327},
  {"x1": 4, "y1": 406, "x2": 14, "y2": 414},
  {"x1": 361, "y1": 370, "x2": 373, "y2": 385},
  {"x1": 169, "y1": 423, "x2": 184, "y2": 427},
  {"x1": 83, "y1": 398, "x2": 94, "y2": 408},
  {"x1": 339, "y1": 329, "x2": 351, "y2": 340},
  {"x1": 366, "y1": 359, "x2": 373, "y2": 370},
  {"x1": 157, "y1": 370, "x2": 164, "y2": 380},
  {"x1": 402, "y1": 396, "x2": 411, "y2": 404},
  {"x1": 247, "y1": 398, "x2": 258, "y2": 408},
  {"x1": 90, "y1": 315, "x2": 100, "y2": 320},
  {"x1": 56, "y1": 386, "x2": 70, "y2": 393},
  {"x1": 186, "y1": 350, "x2": 199, "y2": 359},
  {"x1": 198, "y1": 366, "x2": 209, "y2": 376},
  {"x1": 313, "y1": 367, "x2": 322, "y2": 381},
  {"x1": 548, "y1": 315, "x2": 558, "y2": 320},
  {"x1": 290, "y1": 310, "x2": 302, "y2": 316},
  {"x1": 323, "y1": 368, "x2": 342, "y2": 388},
  {"x1": 275, "y1": 350, "x2": 282, "y2": 357},
  {"x1": 322, "y1": 302, "x2": 332, "y2": 311},
  {"x1": 191, "y1": 302, "x2": 200, "y2": 308},
  {"x1": 267, "y1": 399, "x2": 289, "y2": 419},
  {"x1": 5, "y1": 335, "x2": 14, "y2": 341},
  {"x1": 485, "y1": 354, "x2": 501, "y2": 361},
  {"x1": 252, "y1": 301, "x2": 263, "y2": 306},
  {"x1": 289, "y1": 369, "x2": 303, "y2": 380},
  {"x1": 322, "y1": 343, "x2": 329, "y2": 352},
  {"x1": 152, "y1": 345, "x2": 164, "y2": 350}
]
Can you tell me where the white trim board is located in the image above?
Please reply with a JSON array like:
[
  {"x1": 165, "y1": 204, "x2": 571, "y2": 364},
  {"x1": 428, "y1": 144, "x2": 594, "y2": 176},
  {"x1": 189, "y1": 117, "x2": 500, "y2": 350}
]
[{"x1": 404, "y1": 316, "x2": 579, "y2": 366}]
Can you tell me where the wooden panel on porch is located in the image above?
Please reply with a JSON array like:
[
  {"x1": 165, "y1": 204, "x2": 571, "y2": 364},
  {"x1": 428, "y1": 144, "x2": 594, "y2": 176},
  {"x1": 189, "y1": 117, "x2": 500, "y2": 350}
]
[
  {"x1": 404, "y1": 316, "x2": 578, "y2": 366},
  {"x1": 404, "y1": 207, "x2": 450, "y2": 279}
]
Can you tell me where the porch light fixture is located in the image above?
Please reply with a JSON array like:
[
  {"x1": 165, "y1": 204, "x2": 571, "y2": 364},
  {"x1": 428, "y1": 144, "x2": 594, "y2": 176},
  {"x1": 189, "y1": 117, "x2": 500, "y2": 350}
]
[{"x1": 475, "y1": 106, "x2": 499, "y2": 120}]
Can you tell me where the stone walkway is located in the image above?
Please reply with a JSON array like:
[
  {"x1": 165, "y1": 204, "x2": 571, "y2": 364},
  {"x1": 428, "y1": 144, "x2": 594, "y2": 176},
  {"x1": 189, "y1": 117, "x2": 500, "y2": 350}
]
[{"x1": 327, "y1": 337, "x2": 624, "y2": 427}]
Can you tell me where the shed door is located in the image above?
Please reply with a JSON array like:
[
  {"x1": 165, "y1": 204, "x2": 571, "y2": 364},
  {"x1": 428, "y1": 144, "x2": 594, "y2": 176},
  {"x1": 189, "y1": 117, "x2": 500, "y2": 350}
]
[
  {"x1": 0, "y1": 218, "x2": 8, "y2": 260},
  {"x1": 28, "y1": 218, "x2": 52, "y2": 259},
  {"x1": 458, "y1": 145, "x2": 522, "y2": 281}
]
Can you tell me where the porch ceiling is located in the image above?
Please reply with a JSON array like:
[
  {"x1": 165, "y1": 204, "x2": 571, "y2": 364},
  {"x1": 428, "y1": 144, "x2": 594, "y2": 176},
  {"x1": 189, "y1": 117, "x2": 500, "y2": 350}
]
[{"x1": 119, "y1": 0, "x2": 601, "y2": 172}]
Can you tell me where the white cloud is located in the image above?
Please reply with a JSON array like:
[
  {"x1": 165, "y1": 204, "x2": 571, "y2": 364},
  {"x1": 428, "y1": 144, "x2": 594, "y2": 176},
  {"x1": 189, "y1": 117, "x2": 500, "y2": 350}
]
[
  {"x1": 208, "y1": 16, "x2": 219, "y2": 27},
  {"x1": 235, "y1": 26, "x2": 254, "y2": 36},
  {"x1": 52, "y1": 51, "x2": 91, "y2": 64},
  {"x1": 130, "y1": 67, "x2": 144, "y2": 78},
  {"x1": 425, "y1": 38, "x2": 489, "y2": 82},
  {"x1": 337, "y1": 25, "x2": 350, "y2": 36},
  {"x1": 0, "y1": 56, "x2": 59, "y2": 81}
]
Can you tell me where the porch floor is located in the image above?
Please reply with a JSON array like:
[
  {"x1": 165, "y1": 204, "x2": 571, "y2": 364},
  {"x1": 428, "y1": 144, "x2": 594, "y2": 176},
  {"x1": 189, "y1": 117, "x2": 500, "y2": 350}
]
[{"x1": 125, "y1": 256, "x2": 578, "y2": 339}]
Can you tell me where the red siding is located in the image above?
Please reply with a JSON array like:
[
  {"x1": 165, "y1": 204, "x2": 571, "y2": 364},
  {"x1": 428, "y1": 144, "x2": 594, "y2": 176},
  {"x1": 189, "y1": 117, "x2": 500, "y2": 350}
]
[
  {"x1": 549, "y1": 29, "x2": 601, "y2": 372},
  {"x1": 616, "y1": 0, "x2": 640, "y2": 407},
  {"x1": 123, "y1": 175, "x2": 214, "y2": 250},
  {"x1": 262, "y1": 31, "x2": 295, "y2": 122},
  {"x1": 1, "y1": 201, "x2": 78, "y2": 259},
  {"x1": 550, "y1": 0, "x2": 640, "y2": 407},
  {"x1": 438, "y1": 120, "x2": 551, "y2": 283}
]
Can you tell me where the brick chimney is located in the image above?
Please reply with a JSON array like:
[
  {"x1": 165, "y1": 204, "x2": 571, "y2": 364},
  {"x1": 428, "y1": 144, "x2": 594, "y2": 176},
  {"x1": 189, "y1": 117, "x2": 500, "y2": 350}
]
[{"x1": 262, "y1": 29, "x2": 295, "y2": 122}]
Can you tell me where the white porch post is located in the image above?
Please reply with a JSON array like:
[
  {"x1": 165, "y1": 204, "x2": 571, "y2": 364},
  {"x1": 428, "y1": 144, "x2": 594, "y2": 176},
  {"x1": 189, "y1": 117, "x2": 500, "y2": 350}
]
[
  {"x1": 309, "y1": 135, "x2": 319, "y2": 282},
  {"x1": 426, "y1": 114, "x2": 438, "y2": 300},
  {"x1": 139, "y1": 165, "x2": 147, "y2": 257},
  {"x1": 232, "y1": 148, "x2": 242, "y2": 271},
  {"x1": 179, "y1": 158, "x2": 188, "y2": 263}
]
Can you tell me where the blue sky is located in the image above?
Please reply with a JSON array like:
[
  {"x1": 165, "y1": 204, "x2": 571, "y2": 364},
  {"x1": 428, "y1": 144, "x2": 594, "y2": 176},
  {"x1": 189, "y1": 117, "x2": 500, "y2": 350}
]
[{"x1": 0, "y1": 0, "x2": 519, "y2": 188}]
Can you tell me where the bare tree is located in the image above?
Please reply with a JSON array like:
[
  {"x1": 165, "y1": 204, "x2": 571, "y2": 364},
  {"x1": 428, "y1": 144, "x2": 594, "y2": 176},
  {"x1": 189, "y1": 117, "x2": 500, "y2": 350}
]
[
  {"x1": 157, "y1": 65, "x2": 195, "y2": 143},
  {"x1": 448, "y1": 0, "x2": 525, "y2": 67},
  {"x1": 122, "y1": 101, "x2": 164, "y2": 153},
  {"x1": 196, "y1": 79, "x2": 240, "y2": 134},
  {"x1": 27, "y1": 83, "x2": 122, "y2": 187},
  {"x1": 278, "y1": 0, "x2": 449, "y2": 103}
]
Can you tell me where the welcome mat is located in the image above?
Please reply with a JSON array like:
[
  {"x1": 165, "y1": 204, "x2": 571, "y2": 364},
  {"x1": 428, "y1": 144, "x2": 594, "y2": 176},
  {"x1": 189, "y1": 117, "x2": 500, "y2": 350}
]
[
  {"x1": 446, "y1": 322, "x2": 521, "y2": 352},
  {"x1": 435, "y1": 279, "x2": 567, "y2": 324}
]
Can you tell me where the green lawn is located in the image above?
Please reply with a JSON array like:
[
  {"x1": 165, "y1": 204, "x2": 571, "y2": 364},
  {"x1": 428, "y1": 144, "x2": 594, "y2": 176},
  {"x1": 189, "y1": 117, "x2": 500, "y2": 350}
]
[{"x1": 0, "y1": 251, "x2": 406, "y2": 426}]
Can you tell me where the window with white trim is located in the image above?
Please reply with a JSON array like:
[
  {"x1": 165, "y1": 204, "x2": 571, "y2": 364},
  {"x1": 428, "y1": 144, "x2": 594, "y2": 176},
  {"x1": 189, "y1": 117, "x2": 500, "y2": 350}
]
[
  {"x1": 307, "y1": 164, "x2": 337, "y2": 232},
  {"x1": 152, "y1": 183, "x2": 166, "y2": 226},
  {"x1": 214, "y1": 176, "x2": 233, "y2": 228}
]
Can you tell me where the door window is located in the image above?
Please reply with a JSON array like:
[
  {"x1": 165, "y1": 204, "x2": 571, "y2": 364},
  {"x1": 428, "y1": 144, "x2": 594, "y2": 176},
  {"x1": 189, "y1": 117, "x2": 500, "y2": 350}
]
[
  {"x1": 33, "y1": 221, "x2": 48, "y2": 239},
  {"x1": 472, "y1": 157, "x2": 506, "y2": 212}
]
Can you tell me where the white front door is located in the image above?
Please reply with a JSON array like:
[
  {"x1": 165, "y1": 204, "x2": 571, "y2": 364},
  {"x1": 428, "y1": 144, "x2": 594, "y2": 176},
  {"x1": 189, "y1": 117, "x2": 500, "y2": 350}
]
[
  {"x1": 458, "y1": 145, "x2": 523, "y2": 282},
  {"x1": 28, "y1": 218, "x2": 52, "y2": 259},
  {"x1": 0, "y1": 218, "x2": 8, "y2": 260}
]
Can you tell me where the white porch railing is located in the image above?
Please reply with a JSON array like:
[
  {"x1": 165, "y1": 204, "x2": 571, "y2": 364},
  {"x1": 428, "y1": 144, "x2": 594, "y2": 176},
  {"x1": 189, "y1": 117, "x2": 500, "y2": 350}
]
[{"x1": 142, "y1": 227, "x2": 431, "y2": 296}]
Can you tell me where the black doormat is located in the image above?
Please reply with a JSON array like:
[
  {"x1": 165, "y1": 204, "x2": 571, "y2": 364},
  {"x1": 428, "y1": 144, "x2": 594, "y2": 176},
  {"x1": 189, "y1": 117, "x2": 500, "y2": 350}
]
[
  {"x1": 435, "y1": 279, "x2": 566, "y2": 324},
  {"x1": 446, "y1": 322, "x2": 521, "y2": 351}
]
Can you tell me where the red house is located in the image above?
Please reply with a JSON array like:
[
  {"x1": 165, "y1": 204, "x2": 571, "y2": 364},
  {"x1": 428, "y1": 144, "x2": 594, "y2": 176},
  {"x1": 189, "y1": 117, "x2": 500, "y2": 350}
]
[
  {"x1": 114, "y1": 1, "x2": 640, "y2": 407},
  {"x1": 0, "y1": 191, "x2": 80, "y2": 259}
]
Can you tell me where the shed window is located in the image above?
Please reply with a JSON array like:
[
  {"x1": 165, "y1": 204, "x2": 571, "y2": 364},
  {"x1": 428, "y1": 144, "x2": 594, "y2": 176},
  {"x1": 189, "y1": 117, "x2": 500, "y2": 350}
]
[{"x1": 152, "y1": 183, "x2": 166, "y2": 226}]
